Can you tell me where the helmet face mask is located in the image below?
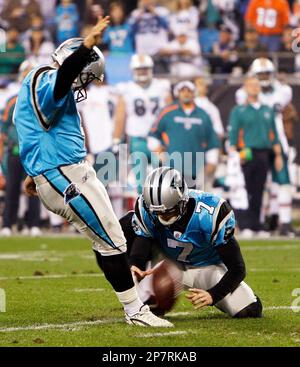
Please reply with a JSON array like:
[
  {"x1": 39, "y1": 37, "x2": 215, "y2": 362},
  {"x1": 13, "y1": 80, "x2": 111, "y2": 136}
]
[
  {"x1": 249, "y1": 58, "x2": 275, "y2": 89},
  {"x1": 255, "y1": 71, "x2": 273, "y2": 88},
  {"x1": 133, "y1": 67, "x2": 153, "y2": 84},
  {"x1": 157, "y1": 201, "x2": 187, "y2": 226},
  {"x1": 143, "y1": 167, "x2": 189, "y2": 226},
  {"x1": 52, "y1": 38, "x2": 105, "y2": 102},
  {"x1": 130, "y1": 54, "x2": 154, "y2": 85}
]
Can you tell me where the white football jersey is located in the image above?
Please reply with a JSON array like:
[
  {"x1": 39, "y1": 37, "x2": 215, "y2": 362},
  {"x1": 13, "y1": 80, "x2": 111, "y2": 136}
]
[
  {"x1": 117, "y1": 79, "x2": 171, "y2": 138},
  {"x1": 78, "y1": 85, "x2": 116, "y2": 154},
  {"x1": 0, "y1": 82, "x2": 20, "y2": 111},
  {"x1": 195, "y1": 96, "x2": 224, "y2": 136},
  {"x1": 130, "y1": 6, "x2": 170, "y2": 55},
  {"x1": 235, "y1": 80, "x2": 292, "y2": 110}
]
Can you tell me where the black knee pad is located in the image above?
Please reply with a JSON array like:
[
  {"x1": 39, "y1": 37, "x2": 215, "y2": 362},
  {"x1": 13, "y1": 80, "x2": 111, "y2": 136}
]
[
  {"x1": 93, "y1": 251, "x2": 134, "y2": 292},
  {"x1": 94, "y1": 249, "x2": 103, "y2": 271},
  {"x1": 234, "y1": 296, "x2": 263, "y2": 318},
  {"x1": 119, "y1": 211, "x2": 136, "y2": 254}
]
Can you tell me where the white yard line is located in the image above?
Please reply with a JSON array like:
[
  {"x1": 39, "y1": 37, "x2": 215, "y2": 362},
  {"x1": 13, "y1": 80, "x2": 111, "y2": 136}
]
[
  {"x1": 0, "y1": 306, "x2": 298, "y2": 334},
  {"x1": 0, "y1": 253, "x2": 63, "y2": 261},
  {"x1": 0, "y1": 318, "x2": 123, "y2": 333},
  {"x1": 139, "y1": 331, "x2": 189, "y2": 338},
  {"x1": 166, "y1": 311, "x2": 192, "y2": 317},
  {"x1": 0, "y1": 255, "x2": 62, "y2": 262},
  {"x1": 0, "y1": 251, "x2": 92, "y2": 259},
  {"x1": 250, "y1": 268, "x2": 300, "y2": 272},
  {"x1": 73, "y1": 288, "x2": 105, "y2": 292},
  {"x1": 242, "y1": 244, "x2": 300, "y2": 251},
  {"x1": 265, "y1": 306, "x2": 300, "y2": 311},
  {"x1": 0, "y1": 273, "x2": 103, "y2": 280}
]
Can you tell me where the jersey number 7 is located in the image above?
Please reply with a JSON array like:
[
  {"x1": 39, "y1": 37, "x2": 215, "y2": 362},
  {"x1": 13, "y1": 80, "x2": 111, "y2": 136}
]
[
  {"x1": 167, "y1": 239, "x2": 193, "y2": 262},
  {"x1": 196, "y1": 202, "x2": 215, "y2": 215}
]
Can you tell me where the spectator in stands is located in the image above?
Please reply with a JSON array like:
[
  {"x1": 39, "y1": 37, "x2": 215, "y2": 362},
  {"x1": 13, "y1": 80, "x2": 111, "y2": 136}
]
[
  {"x1": 282, "y1": 102, "x2": 299, "y2": 148},
  {"x1": 278, "y1": 25, "x2": 298, "y2": 73},
  {"x1": 36, "y1": 0, "x2": 56, "y2": 23},
  {"x1": 194, "y1": 76, "x2": 224, "y2": 139},
  {"x1": 86, "y1": 0, "x2": 110, "y2": 15},
  {"x1": 169, "y1": 0, "x2": 199, "y2": 40},
  {"x1": 291, "y1": 0, "x2": 300, "y2": 26},
  {"x1": 55, "y1": 0, "x2": 79, "y2": 45},
  {"x1": 0, "y1": 0, "x2": 5, "y2": 17},
  {"x1": 21, "y1": 14, "x2": 53, "y2": 45},
  {"x1": 236, "y1": 27, "x2": 268, "y2": 72},
  {"x1": 245, "y1": 0, "x2": 290, "y2": 52},
  {"x1": 0, "y1": 26, "x2": 25, "y2": 76},
  {"x1": 228, "y1": 76, "x2": 282, "y2": 236},
  {"x1": 23, "y1": 25, "x2": 55, "y2": 65},
  {"x1": 102, "y1": 1, "x2": 134, "y2": 54},
  {"x1": 159, "y1": 30, "x2": 202, "y2": 78},
  {"x1": 198, "y1": 0, "x2": 221, "y2": 28},
  {"x1": 1, "y1": 0, "x2": 41, "y2": 32},
  {"x1": 210, "y1": 24, "x2": 237, "y2": 73},
  {"x1": 148, "y1": 81, "x2": 220, "y2": 188},
  {"x1": 0, "y1": 61, "x2": 41, "y2": 237},
  {"x1": 129, "y1": 0, "x2": 169, "y2": 56},
  {"x1": 84, "y1": 1, "x2": 104, "y2": 27},
  {"x1": 211, "y1": 0, "x2": 241, "y2": 41}
]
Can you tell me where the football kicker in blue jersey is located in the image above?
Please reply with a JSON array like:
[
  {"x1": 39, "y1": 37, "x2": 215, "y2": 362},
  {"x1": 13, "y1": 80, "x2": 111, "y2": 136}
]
[
  {"x1": 14, "y1": 66, "x2": 86, "y2": 177},
  {"x1": 132, "y1": 190, "x2": 236, "y2": 267},
  {"x1": 11, "y1": 24, "x2": 175, "y2": 327}
]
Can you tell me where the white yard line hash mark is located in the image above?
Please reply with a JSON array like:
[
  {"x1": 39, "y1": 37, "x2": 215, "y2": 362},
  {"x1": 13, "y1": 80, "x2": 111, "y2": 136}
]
[
  {"x1": 73, "y1": 288, "x2": 105, "y2": 292},
  {"x1": 0, "y1": 318, "x2": 123, "y2": 333},
  {"x1": 243, "y1": 244, "x2": 300, "y2": 251},
  {"x1": 265, "y1": 306, "x2": 300, "y2": 311},
  {"x1": 139, "y1": 331, "x2": 189, "y2": 338},
  {"x1": 0, "y1": 273, "x2": 104, "y2": 280},
  {"x1": 0, "y1": 307, "x2": 298, "y2": 333},
  {"x1": 250, "y1": 268, "x2": 300, "y2": 272}
]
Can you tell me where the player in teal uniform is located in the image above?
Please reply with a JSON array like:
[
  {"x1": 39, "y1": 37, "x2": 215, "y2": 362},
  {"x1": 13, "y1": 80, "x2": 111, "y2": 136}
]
[
  {"x1": 149, "y1": 81, "x2": 220, "y2": 187},
  {"x1": 119, "y1": 167, "x2": 263, "y2": 318}
]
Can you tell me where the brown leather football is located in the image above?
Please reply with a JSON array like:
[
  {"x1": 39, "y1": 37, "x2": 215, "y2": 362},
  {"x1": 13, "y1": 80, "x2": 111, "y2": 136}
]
[{"x1": 152, "y1": 260, "x2": 183, "y2": 312}]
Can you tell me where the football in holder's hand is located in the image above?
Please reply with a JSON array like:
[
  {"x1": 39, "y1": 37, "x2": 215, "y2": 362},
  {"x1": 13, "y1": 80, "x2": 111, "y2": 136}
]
[{"x1": 152, "y1": 260, "x2": 183, "y2": 312}]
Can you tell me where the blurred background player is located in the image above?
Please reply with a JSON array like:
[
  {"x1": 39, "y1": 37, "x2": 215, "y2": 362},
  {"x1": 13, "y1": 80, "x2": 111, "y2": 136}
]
[
  {"x1": 120, "y1": 167, "x2": 263, "y2": 318},
  {"x1": 0, "y1": 60, "x2": 41, "y2": 237},
  {"x1": 113, "y1": 53, "x2": 171, "y2": 196},
  {"x1": 229, "y1": 76, "x2": 283, "y2": 237},
  {"x1": 148, "y1": 80, "x2": 220, "y2": 190},
  {"x1": 194, "y1": 76, "x2": 224, "y2": 140},
  {"x1": 236, "y1": 58, "x2": 295, "y2": 236},
  {"x1": 78, "y1": 78, "x2": 124, "y2": 218}
]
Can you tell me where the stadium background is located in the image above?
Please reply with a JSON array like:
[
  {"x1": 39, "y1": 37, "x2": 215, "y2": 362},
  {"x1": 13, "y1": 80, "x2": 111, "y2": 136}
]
[
  {"x1": 0, "y1": 0, "x2": 300, "y2": 348},
  {"x1": 0, "y1": 0, "x2": 300, "y2": 234}
]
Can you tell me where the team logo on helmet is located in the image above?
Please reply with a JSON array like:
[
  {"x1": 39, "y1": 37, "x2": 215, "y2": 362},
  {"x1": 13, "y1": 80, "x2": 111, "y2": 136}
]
[
  {"x1": 52, "y1": 38, "x2": 105, "y2": 102},
  {"x1": 143, "y1": 167, "x2": 189, "y2": 226}
]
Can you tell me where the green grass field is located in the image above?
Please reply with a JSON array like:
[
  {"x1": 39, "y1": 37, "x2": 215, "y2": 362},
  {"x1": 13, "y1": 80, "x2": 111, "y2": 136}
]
[{"x1": 0, "y1": 237, "x2": 299, "y2": 347}]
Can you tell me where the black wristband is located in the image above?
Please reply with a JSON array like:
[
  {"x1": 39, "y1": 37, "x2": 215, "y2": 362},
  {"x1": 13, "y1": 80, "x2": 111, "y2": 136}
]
[{"x1": 77, "y1": 43, "x2": 93, "y2": 57}]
